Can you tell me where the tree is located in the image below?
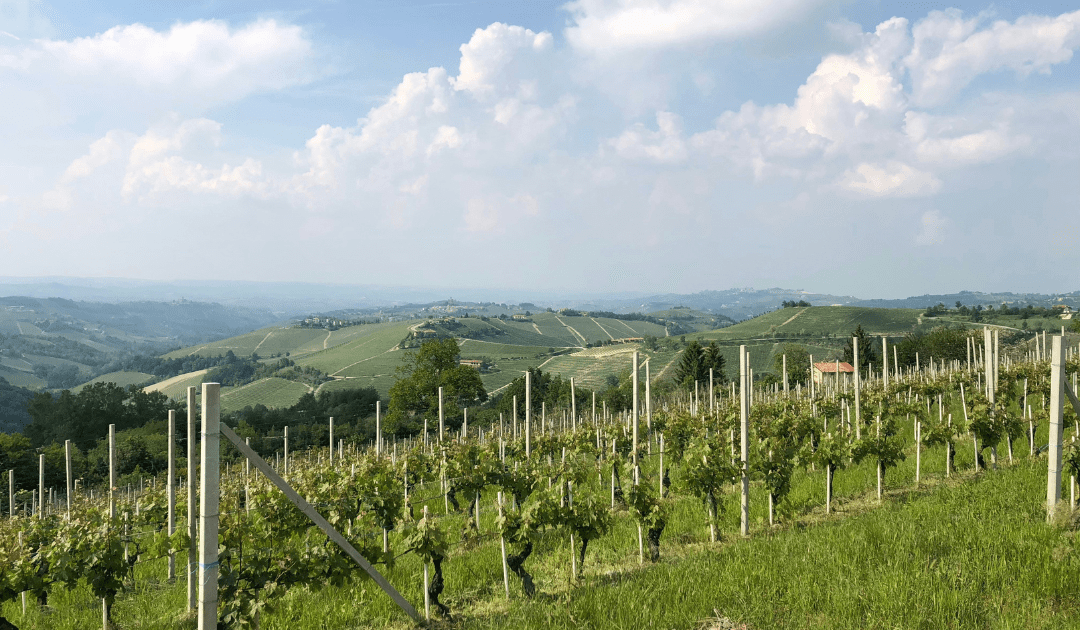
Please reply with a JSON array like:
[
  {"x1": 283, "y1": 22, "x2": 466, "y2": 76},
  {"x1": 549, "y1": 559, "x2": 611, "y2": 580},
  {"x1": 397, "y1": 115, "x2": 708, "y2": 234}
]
[
  {"x1": 673, "y1": 341, "x2": 726, "y2": 388},
  {"x1": 842, "y1": 325, "x2": 877, "y2": 373},
  {"x1": 771, "y1": 343, "x2": 810, "y2": 386},
  {"x1": 386, "y1": 339, "x2": 486, "y2": 436}
]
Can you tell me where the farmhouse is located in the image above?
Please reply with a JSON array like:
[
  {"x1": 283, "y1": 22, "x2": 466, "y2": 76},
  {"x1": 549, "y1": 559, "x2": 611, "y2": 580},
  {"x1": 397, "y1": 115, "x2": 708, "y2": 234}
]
[
  {"x1": 812, "y1": 361, "x2": 854, "y2": 386},
  {"x1": 1053, "y1": 305, "x2": 1074, "y2": 320},
  {"x1": 459, "y1": 359, "x2": 483, "y2": 369}
]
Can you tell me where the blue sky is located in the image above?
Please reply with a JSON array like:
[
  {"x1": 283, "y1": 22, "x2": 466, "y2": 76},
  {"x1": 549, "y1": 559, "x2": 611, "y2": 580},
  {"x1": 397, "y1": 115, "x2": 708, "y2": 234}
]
[{"x1": 1, "y1": 0, "x2": 1078, "y2": 299}]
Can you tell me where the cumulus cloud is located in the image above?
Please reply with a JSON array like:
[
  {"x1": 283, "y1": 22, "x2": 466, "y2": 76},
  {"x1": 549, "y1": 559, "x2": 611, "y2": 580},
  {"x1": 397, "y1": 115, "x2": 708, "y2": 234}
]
[
  {"x1": 608, "y1": 111, "x2": 688, "y2": 163},
  {"x1": 837, "y1": 161, "x2": 942, "y2": 197},
  {"x1": 564, "y1": 0, "x2": 832, "y2": 54},
  {"x1": 904, "y1": 9, "x2": 1080, "y2": 107},
  {"x1": 9, "y1": 6, "x2": 1080, "y2": 274},
  {"x1": 0, "y1": 19, "x2": 316, "y2": 111}
]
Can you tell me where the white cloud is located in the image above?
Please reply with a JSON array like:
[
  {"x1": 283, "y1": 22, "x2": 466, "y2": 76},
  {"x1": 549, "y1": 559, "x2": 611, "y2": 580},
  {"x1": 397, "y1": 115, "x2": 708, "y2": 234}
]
[
  {"x1": 564, "y1": 0, "x2": 831, "y2": 54},
  {"x1": 904, "y1": 110, "x2": 1030, "y2": 167},
  {"x1": 838, "y1": 161, "x2": 941, "y2": 197},
  {"x1": 608, "y1": 111, "x2": 687, "y2": 163},
  {"x1": 1, "y1": 19, "x2": 316, "y2": 111},
  {"x1": 905, "y1": 9, "x2": 1080, "y2": 107},
  {"x1": 452, "y1": 23, "x2": 552, "y2": 96},
  {"x1": 915, "y1": 209, "x2": 948, "y2": 245}
]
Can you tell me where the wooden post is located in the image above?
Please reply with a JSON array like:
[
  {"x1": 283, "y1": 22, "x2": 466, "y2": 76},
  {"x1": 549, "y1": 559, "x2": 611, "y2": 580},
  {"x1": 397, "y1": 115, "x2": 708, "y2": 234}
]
[
  {"x1": 646, "y1": 360, "x2": 652, "y2": 431},
  {"x1": 37, "y1": 454, "x2": 43, "y2": 519},
  {"x1": 498, "y1": 492, "x2": 509, "y2": 597},
  {"x1": 198, "y1": 383, "x2": 221, "y2": 630},
  {"x1": 329, "y1": 417, "x2": 334, "y2": 467},
  {"x1": 710, "y1": 367, "x2": 715, "y2": 412},
  {"x1": 65, "y1": 439, "x2": 72, "y2": 518},
  {"x1": 782, "y1": 355, "x2": 788, "y2": 394},
  {"x1": 168, "y1": 410, "x2": 176, "y2": 581},
  {"x1": 283, "y1": 426, "x2": 289, "y2": 475},
  {"x1": 109, "y1": 424, "x2": 116, "y2": 519},
  {"x1": 740, "y1": 345, "x2": 749, "y2": 537},
  {"x1": 882, "y1": 337, "x2": 889, "y2": 388},
  {"x1": 376, "y1": 401, "x2": 382, "y2": 456},
  {"x1": 8, "y1": 469, "x2": 13, "y2": 518},
  {"x1": 571, "y1": 378, "x2": 577, "y2": 430},
  {"x1": 659, "y1": 433, "x2": 664, "y2": 498},
  {"x1": 438, "y1": 386, "x2": 445, "y2": 445},
  {"x1": 854, "y1": 336, "x2": 861, "y2": 440},
  {"x1": 187, "y1": 386, "x2": 198, "y2": 613},
  {"x1": 632, "y1": 351, "x2": 639, "y2": 482},
  {"x1": 423, "y1": 506, "x2": 430, "y2": 620},
  {"x1": 525, "y1": 372, "x2": 532, "y2": 458},
  {"x1": 915, "y1": 420, "x2": 921, "y2": 487},
  {"x1": 1048, "y1": 336, "x2": 1065, "y2": 521}
]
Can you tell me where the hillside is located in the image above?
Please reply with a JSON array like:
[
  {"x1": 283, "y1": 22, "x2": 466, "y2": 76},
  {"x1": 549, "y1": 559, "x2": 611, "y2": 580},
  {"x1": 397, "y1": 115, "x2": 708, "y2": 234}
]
[
  {"x1": 696, "y1": 306, "x2": 927, "y2": 341},
  {"x1": 0, "y1": 297, "x2": 279, "y2": 390},
  {"x1": 72, "y1": 305, "x2": 967, "y2": 414}
]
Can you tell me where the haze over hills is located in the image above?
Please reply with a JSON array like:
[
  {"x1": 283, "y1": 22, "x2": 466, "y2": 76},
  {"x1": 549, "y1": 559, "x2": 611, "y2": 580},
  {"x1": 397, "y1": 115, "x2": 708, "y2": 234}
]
[{"x1": 4, "y1": 277, "x2": 1078, "y2": 321}]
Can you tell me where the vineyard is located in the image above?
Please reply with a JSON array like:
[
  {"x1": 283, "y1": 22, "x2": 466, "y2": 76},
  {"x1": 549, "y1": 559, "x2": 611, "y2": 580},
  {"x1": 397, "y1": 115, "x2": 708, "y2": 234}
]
[{"x1": 3, "y1": 331, "x2": 1080, "y2": 629}]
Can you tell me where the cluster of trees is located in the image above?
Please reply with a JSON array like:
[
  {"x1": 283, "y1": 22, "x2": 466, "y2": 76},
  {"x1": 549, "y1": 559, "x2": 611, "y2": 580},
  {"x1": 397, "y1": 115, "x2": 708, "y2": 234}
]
[
  {"x1": 204, "y1": 353, "x2": 329, "y2": 388},
  {"x1": 0, "y1": 332, "x2": 106, "y2": 367},
  {"x1": 22, "y1": 382, "x2": 179, "y2": 450},
  {"x1": 0, "y1": 377, "x2": 34, "y2": 433},
  {"x1": 781, "y1": 300, "x2": 811, "y2": 308},
  {"x1": 109, "y1": 352, "x2": 239, "y2": 380},
  {"x1": 893, "y1": 326, "x2": 972, "y2": 368},
  {"x1": 672, "y1": 340, "x2": 727, "y2": 389},
  {"x1": 385, "y1": 338, "x2": 487, "y2": 436}
]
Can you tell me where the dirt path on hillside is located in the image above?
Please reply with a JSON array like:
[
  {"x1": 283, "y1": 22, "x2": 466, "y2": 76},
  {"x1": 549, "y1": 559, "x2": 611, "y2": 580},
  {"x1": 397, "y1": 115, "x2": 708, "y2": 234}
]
[
  {"x1": 488, "y1": 354, "x2": 560, "y2": 396},
  {"x1": 252, "y1": 331, "x2": 274, "y2": 354},
  {"x1": 555, "y1": 315, "x2": 587, "y2": 346},
  {"x1": 591, "y1": 318, "x2": 616, "y2": 340},
  {"x1": 778, "y1": 307, "x2": 808, "y2": 329},
  {"x1": 532, "y1": 323, "x2": 543, "y2": 335},
  {"x1": 330, "y1": 346, "x2": 396, "y2": 377},
  {"x1": 654, "y1": 352, "x2": 680, "y2": 382},
  {"x1": 323, "y1": 330, "x2": 332, "y2": 349}
]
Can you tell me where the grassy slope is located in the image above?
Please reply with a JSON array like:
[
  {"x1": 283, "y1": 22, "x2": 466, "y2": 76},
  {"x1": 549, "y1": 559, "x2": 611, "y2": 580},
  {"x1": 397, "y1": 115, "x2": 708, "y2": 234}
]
[
  {"x1": 0, "y1": 364, "x2": 46, "y2": 388},
  {"x1": 697, "y1": 306, "x2": 925, "y2": 341},
  {"x1": 71, "y1": 371, "x2": 154, "y2": 393},
  {"x1": 219, "y1": 377, "x2": 312, "y2": 414}
]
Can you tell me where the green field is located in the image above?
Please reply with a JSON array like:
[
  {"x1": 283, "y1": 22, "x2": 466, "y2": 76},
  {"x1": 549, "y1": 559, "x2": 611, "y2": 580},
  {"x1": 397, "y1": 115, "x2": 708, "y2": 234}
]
[
  {"x1": 219, "y1": 377, "x2": 312, "y2": 414},
  {"x1": 140, "y1": 307, "x2": 947, "y2": 411},
  {"x1": 697, "y1": 306, "x2": 925, "y2": 341},
  {"x1": 71, "y1": 371, "x2": 154, "y2": 393},
  {"x1": 293, "y1": 321, "x2": 415, "y2": 376},
  {"x1": 0, "y1": 364, "x2": 45, "y2": 389}
]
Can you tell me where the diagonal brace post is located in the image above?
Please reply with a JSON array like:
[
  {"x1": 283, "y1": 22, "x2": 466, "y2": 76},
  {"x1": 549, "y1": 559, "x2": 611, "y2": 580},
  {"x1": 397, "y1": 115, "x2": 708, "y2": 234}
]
[{"x1": 219, "y1": 424, "x2": 422, "y2": 623}]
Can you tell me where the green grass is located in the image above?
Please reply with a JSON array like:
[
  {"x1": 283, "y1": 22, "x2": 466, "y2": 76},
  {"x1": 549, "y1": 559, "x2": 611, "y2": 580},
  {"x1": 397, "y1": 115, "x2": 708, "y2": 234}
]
[
  {"x1": 219, "y1": 377, "x2": 313, "y2": 414},
  {"x1": 161, "y1": 322, "x2": 411, "y2": 362},
  {"x1": 71, "y1": 371, "x2": 154, "y2": 393},
  {"x1": 593, "y1": 316, "x2": 667, "y2": 339},
  {"x1": 698, "y1": 306, "x2": 926, "y2": 341},
  {"x1": 0, "y1": 364, "x2": 46, "y2": 389},
  {"x1": 293, "y1": 322, "x2": 415, "y2": 376}
]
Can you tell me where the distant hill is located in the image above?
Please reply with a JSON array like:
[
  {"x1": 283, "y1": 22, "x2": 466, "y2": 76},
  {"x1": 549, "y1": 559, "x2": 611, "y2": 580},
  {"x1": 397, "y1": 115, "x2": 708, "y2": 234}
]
[
  {"x1": 0, "y1": 297, "x2": 280, "y2": 390},
  {"x1": 853, "y1": 290, "x2": 1080, "y2": 309}
]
